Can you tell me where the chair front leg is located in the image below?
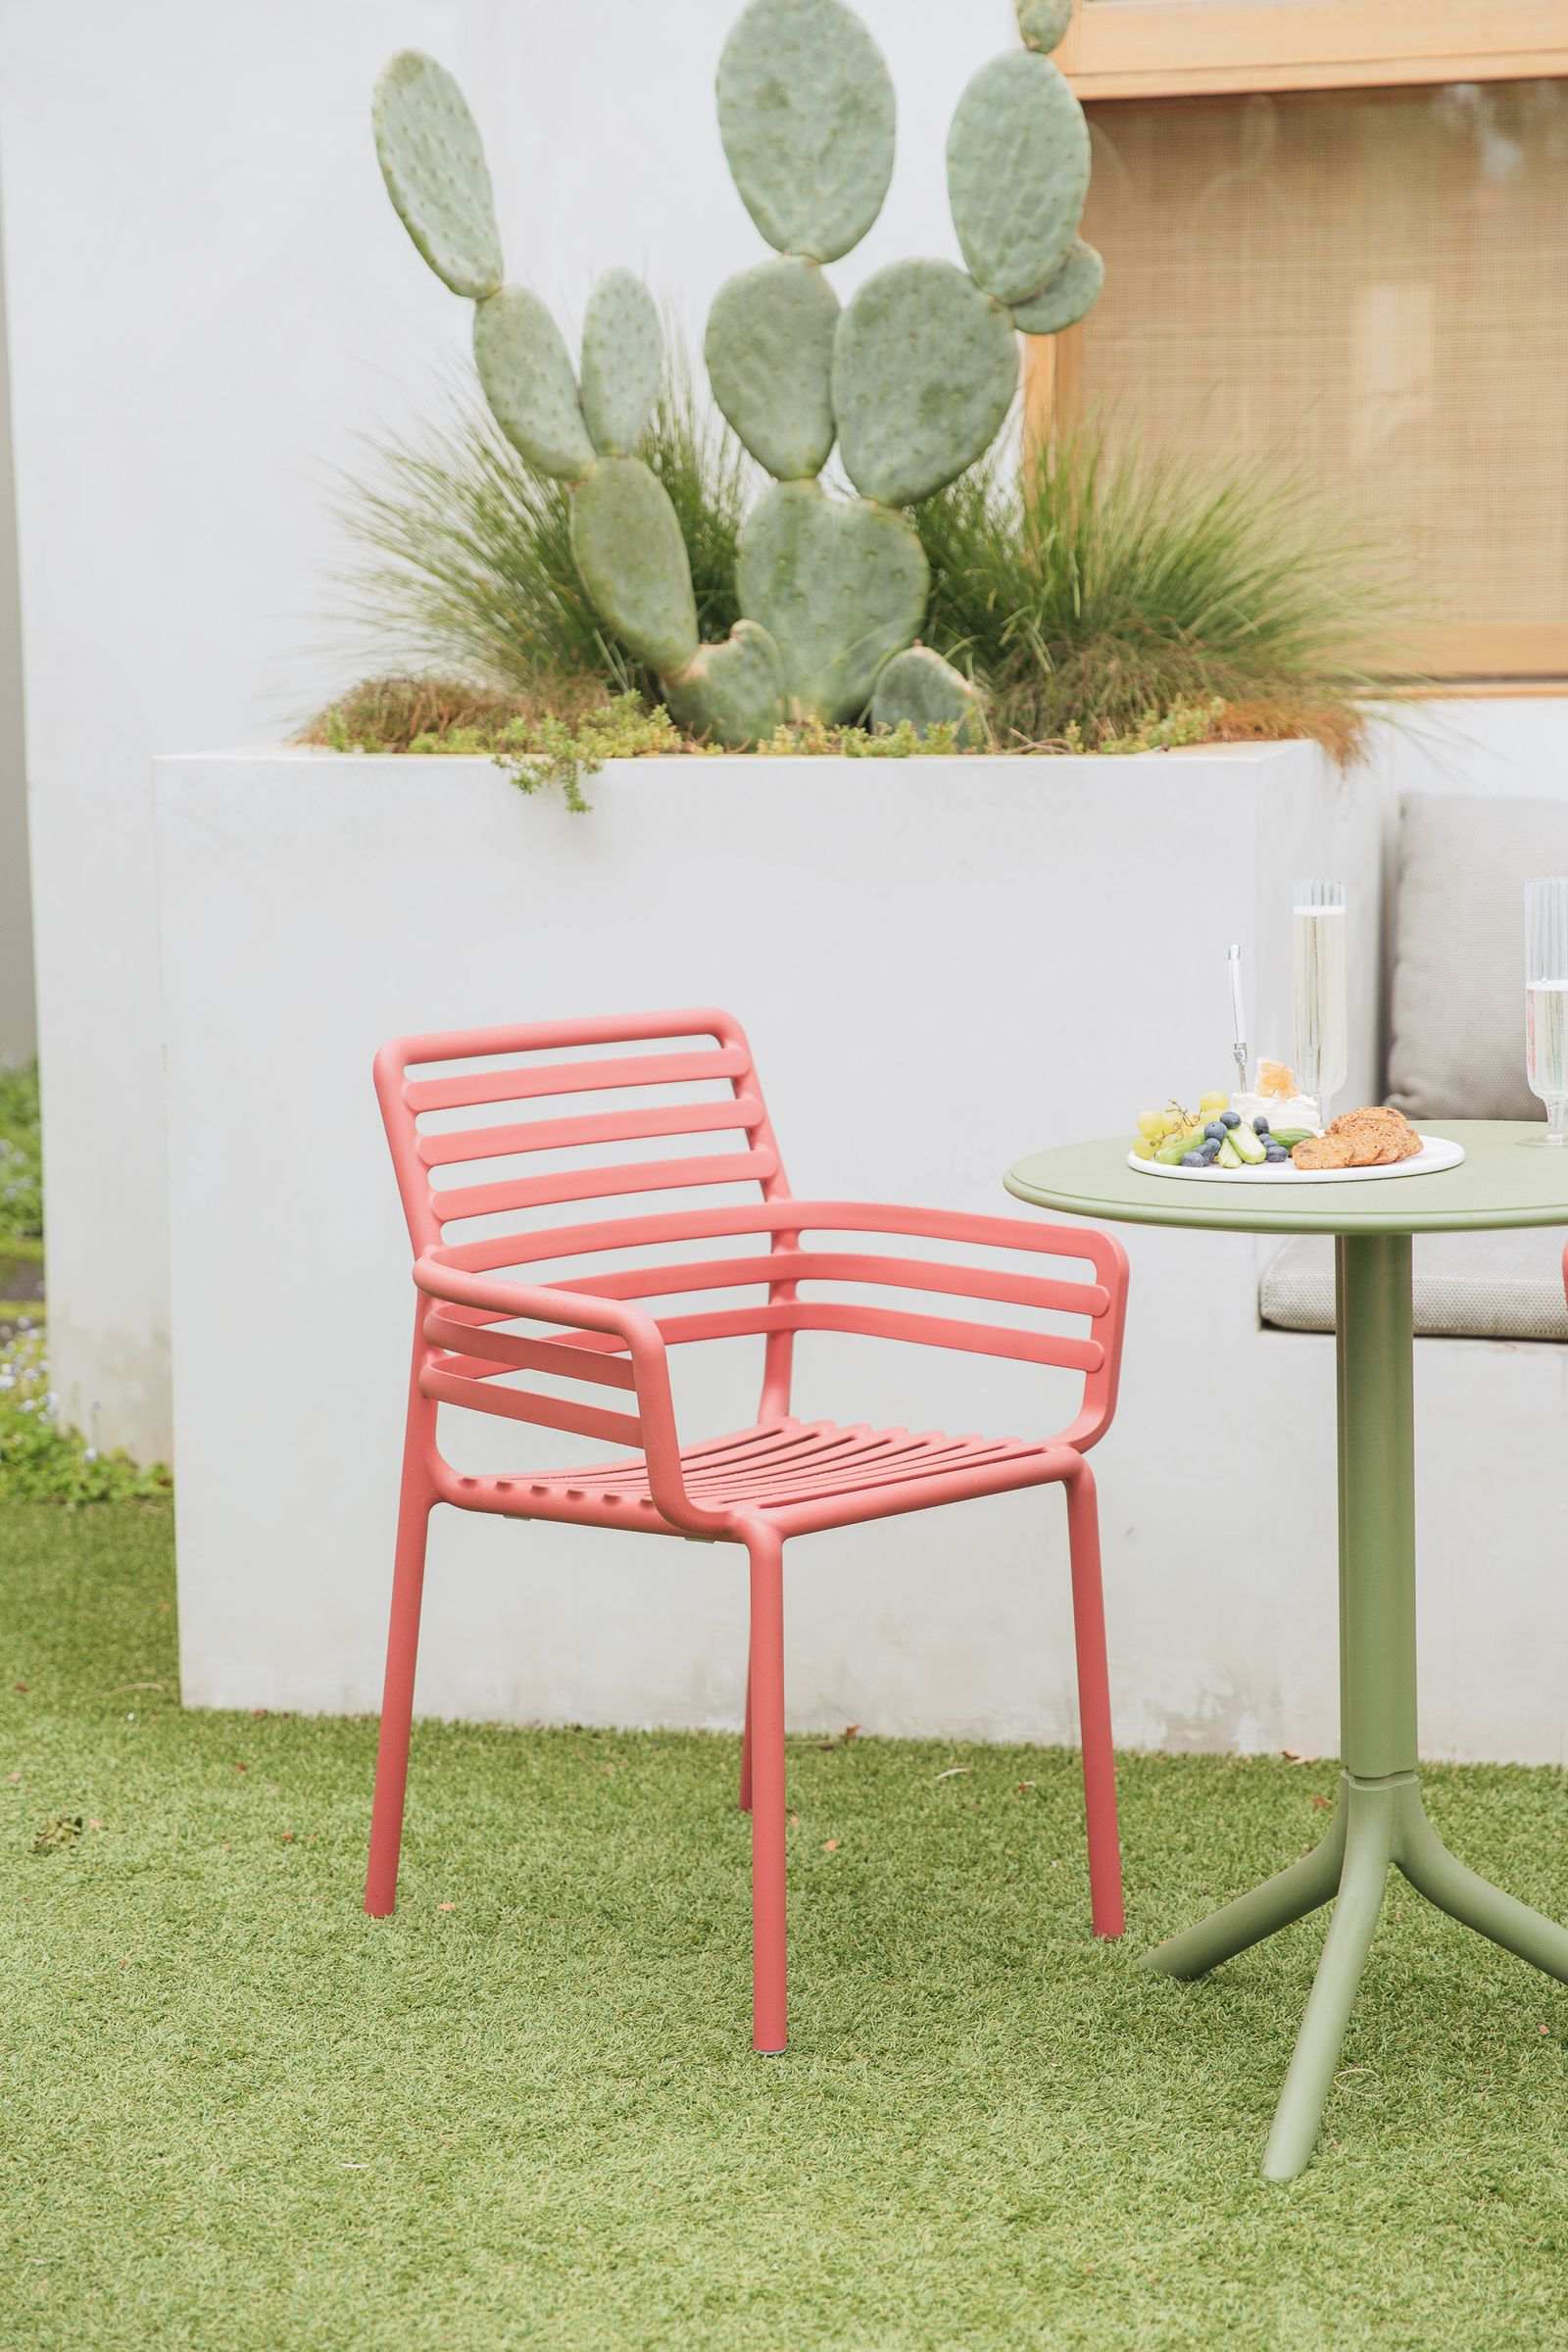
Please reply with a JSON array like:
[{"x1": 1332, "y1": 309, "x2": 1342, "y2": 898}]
[
  {"x1": 365, "y1": 1444, "x2": 436, "y2": 1919},
  {"x1": 745, "y1": 1519, "x2": 788, "y2": 2052},
  {"x1": 1063, "y1": 1461, "x2": 1125, "y2": 1939}
]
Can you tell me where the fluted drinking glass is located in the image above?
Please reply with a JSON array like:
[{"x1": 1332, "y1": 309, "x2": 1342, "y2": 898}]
[{"x1": 1525, "y1": 878, "x2": 1568, "y2": 1145}]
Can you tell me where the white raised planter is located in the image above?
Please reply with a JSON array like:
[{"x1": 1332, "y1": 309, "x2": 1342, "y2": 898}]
[{"x1": 153, "y1": 742, "x2": 1422, "y2": 1750}]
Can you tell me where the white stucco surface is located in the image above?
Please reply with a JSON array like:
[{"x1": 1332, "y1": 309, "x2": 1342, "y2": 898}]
[
  {"x1": 4, "y1": 0, "x2": 1566, "y2": 1462},
  {"x1": 8, "y1": 3, "x2": 1568, "y2": 1758},
  {"x1": 156, "y1": 740, "x2": 1397, "y2": 1752},
  {"x1": 0, "y1": 0, "x2": 1020, "y2": 1456}
]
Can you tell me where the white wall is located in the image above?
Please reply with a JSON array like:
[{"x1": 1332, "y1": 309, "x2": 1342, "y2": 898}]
[
  {"x1": 156, "y1": 733, "x2": 1568, "y2": 1761},
  {"x1": 4, "y1": 0, "x2": 1567, "y2": 1471},
  {"x1": 1370, "y1": 699, "x2": 1568, "y2": 808},
  {"x1": 0, "y1": 0, "x2": 1021, "y2": 1456},
  {"x1": 155, "y1": 741, "x2": 1389, "y2": 1751},
  {"x1": 0, "y1": 185, "x2": 32, "y2": 1069}
]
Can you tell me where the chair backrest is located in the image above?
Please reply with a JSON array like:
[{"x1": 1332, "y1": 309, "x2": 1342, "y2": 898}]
[
  {"x1": 376, "y1": 1007, "x2": 790, "y2": 1262},
  {"x1": 376, "y1": 1008, "x2": 801, "y2": 1433},
  {"x1": 376, "y1": 1006, "x2": 1128, "y2": 1447}
]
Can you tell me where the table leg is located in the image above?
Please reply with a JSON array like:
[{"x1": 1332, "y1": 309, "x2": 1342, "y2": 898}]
[{"x1": 1142, "y1": 1231, "x2": 1568, "y2": 2180}]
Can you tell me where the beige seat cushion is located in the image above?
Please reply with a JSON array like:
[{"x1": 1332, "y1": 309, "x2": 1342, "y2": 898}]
[
  {"x1": 1259, "y1": 1228, "x2": 1568, "y2": 1343},
  {"x1": 1387, "y1": 792, "x2": 1568, "y2": 1122}
]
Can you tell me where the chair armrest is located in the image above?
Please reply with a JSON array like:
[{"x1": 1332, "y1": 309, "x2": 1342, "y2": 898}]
[
  {"x1": 411, "y1": 1256, "x2": 716, "y2": 1534},
  {"x1": 781, "y1": 1199, "x2": 1124, "y2": 1274},
  {"x1": 765, "y1": 1200, "x2": 1129, "y2": 1451}
]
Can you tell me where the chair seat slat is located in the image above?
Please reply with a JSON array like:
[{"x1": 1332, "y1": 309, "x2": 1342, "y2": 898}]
[
  {"x1": 417, "y1": 1094, "x2": 761, "y2": 1169},
  {"x1": 435, "y1": 1146, "x2": 778, "y2": 1226},
  {"x1": 405, "y1": 1046, "x2": 748, "y2": 1113},
  {"x1": 419, "y1": 1368, "x2": 643, "y2": 1446}
]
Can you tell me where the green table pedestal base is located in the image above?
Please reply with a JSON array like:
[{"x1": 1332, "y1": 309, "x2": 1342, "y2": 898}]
[
  {"x1": 1137, "y1": 1231, "x2": 1568, "y2": 2180},
  {"x1": 1142, "y1": 1771, "x2": 1568, "y2": 2180}
]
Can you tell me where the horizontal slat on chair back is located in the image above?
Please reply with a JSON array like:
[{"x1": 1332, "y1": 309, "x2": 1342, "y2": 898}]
[
  {"x1": 377, "y1": 1010, "x2": 792, "y2": 1446},
  {"x1": 405, "y1": 1045, "x2": 751, "y2": 1115}
]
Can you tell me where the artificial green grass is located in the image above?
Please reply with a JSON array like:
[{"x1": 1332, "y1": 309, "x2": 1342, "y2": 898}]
[{"x1": 5, "y1": 1501, "x2": 1568, "y2": 2350}]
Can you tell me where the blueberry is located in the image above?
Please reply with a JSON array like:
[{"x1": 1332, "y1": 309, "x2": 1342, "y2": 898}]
[
  {"x1": 1253, "y1": 1115, "x2": 1270, "y2": 1135},
  {"x1": 1219, "y1": 1109, "x2": 1242, "y2": 1128},
  {"x1": 1180, "y1": 1152, "x2": 1205, "y2": 1167},
  {"x1": 1203, "y1": 1121, "x2": 1227, "y2": 1142},
  {"x1": 1200, "y1": 1139, "x2": 1222, "y2": 1160},
  {"x1": 1264, "y1": 1145, "x2": 1289, "y2": 1163}
]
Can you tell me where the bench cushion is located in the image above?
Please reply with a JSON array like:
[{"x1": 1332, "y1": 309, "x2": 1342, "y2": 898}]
[
  {"x1": 1387, "y1": 791, "x2": 1568, "y2": 1123},
  {"x1": 1259, "y1": 1228, "x2": 1568, "y2": 1342}
]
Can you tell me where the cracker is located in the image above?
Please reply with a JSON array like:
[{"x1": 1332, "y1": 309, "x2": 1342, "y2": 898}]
[
  {"x1": 1329, "y1": 1105, "x2": 1420, "y2": 1166},
  {"x1": 1292, "y1": 1133, "x2": 1356, "y2": 1170}
]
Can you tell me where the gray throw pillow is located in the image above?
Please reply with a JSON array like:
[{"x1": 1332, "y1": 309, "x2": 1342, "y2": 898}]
[{"x1": 1388, "y1": 793, "x2": 1568, "y2": 1122}]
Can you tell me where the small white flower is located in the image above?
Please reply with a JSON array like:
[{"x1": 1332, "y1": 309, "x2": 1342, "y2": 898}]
[{"x1": 83, "y1": 1447, "x2": 98, "y2": 1461}]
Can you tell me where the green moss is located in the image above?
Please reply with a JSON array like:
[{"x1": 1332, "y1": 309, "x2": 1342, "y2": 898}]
[
  {"x1": 0, "y1": 1059, "x2": 42, "y2": 1245},
  {"x1": 0, "y1": 1323, "x2": 171, "y2": 1506}
]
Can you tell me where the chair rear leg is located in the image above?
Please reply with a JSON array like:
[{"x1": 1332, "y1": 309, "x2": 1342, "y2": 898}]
[
  {"x1": 739, "y1": 1672, "x2": 753, "y2": 1812},
  {"x1": 365, "y1": 1462, "x2": 434, "y2": 1919},
  {"x1": 1064, "y1": 1463, "x2": 1125, "y2": 1939},
  {"x1": 746, "y1": 1521, "x2": 788, "y2": 2051}
]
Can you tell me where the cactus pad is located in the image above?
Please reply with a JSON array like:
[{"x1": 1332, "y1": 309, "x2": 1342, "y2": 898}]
[
  {"x1": 1015, "y1": 0, "x2": 1074, "y2": 54},
  {"x1": 372, "y1": 52, "x2": 504, "y2": 300},
  {"x1": 716, "y1": 0, "x2": 896, "y2": 264},
  {"x1": 705, "y1": 259, "x2": 838, "y2": 481},
  {"x1": 664, "y1": 621, "x2": 785, "y2": 746},
  {"x1": 869, "y1": 647, "x2": 987, "y2": 746},
  {"x1": 473, "y1": 288, "x2": 596, "y2": 482},
  {"x1": 1011, "y1": 239, "x2": 1104, "y2": 336},
  {"x1": 946, "y1": 52, "x2": 1088, "y2": 306},
  {"x1": 737, "y1": 481, "x2": 929, "y2": 722},
  {"x1": 569, "y1": 457, "x2": 700, "y2": 674},
  {"x1": 580, "y1": 270, "x2": 662, "y2": 458},
  {"x1": 371, "y1": 1, "x2": 1103, "y2": 753},
  {"x1": 833, "y1": 261, "x2": 1018, "y2": 509}
]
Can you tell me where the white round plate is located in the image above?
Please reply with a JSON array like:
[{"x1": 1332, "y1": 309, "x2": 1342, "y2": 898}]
[{"x1": 1129, "y1": 1134, "x2": 1466, "y2": 1184}]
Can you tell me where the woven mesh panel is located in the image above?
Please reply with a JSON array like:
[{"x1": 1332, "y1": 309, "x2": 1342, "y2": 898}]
[{"x1": 1076, "y1": 80, "x2": 1568, "y2": 673}]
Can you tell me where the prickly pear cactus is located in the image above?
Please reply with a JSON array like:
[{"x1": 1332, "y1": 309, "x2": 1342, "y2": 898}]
[{"x1": 369, "y1": 0, "x2": 1102, "y2": 749}]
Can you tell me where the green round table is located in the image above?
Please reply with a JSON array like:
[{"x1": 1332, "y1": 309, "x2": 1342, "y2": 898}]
[{"x1": 1004, "y1": 1120, "x2": 1568, "y2": 2180}]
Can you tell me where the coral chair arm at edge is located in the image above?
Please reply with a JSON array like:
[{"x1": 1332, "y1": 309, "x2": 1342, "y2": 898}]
[
  {"x1": 410, "y1": 1255, "x2": 717, "y2": 1536},
  {"x1": 733, "y1": 1198, "x2": 1130, "y2": 1454}
]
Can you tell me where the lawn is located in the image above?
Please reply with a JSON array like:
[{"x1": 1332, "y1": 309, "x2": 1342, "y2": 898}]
[{"x1": 5, "y1": 1500, "x2": 1568, "y2": 2351}]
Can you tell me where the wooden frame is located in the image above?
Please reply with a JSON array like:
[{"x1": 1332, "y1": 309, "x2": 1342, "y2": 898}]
[
  {"x1": 1026, "y1": 1, "x2": 1568, "y2": 684},
  {"x1": 1055, "y1": 0, "x2": 1568, "y2": 102}
]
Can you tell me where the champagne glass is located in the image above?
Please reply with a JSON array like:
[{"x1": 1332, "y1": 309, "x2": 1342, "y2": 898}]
[
  {"x1": 1293, "y1": 879, "x2": 1348, "y2": 1130},
  {"x1": 1524, "y1": 878, "x2": 1568, "y2": 1145}
]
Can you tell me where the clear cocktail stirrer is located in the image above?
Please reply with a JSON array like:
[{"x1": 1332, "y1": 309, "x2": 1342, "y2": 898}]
[{"x1": 1226, "y1": 944, "x2": 1249, "y2": 1097}]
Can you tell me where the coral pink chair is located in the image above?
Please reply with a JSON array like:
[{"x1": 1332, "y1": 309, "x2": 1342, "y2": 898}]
[{"x1": 368, "y1": 1007, "x2": 1130, "y2": 2051}]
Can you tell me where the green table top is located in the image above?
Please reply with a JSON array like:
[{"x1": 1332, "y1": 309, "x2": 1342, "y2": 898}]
[{"x1": 1004, "y1": 1121, "x2": 1568, "y2": 1237}]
